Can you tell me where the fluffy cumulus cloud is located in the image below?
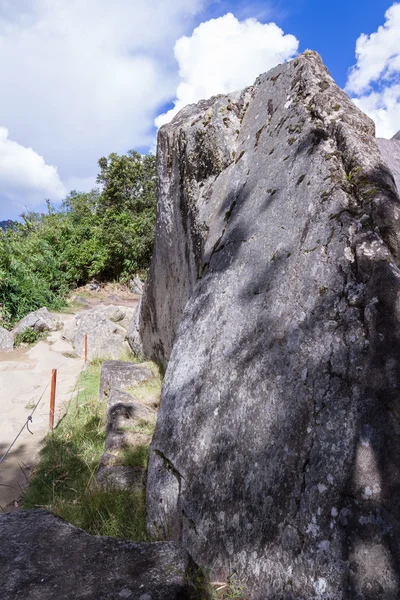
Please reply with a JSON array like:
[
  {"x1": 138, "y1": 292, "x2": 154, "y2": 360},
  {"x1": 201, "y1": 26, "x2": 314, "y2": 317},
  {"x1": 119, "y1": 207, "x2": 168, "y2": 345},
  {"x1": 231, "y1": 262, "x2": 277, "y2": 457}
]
[
  {"x1": 155, "y1": 12, "x2": 299, "y2": 127},
  {"x1": 0, "y1": 0, "x2": 204, "y2": 216},
  {"x1": 0, "y1": 127, "x2": 65, "y2": 207},
  {"x1": 346, "y1": 3, "x2": 400, "y2": 138}
]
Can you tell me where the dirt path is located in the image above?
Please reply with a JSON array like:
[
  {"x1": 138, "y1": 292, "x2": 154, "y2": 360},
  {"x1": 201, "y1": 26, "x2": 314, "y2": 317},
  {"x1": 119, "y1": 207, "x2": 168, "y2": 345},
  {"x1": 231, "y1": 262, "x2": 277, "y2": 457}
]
[
  {"x1": 0, "y1": 312, "x2": 84, "y2": 511},
  {"x1": 0, "y1": 290, "x2": 139, "y2": 511}
]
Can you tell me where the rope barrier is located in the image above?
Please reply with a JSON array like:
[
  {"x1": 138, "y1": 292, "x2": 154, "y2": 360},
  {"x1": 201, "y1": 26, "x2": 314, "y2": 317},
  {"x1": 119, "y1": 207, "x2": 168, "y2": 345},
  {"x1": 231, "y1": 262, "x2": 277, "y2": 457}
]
[
  {"x1": 0, "y1": 417, "x2": 33, "y2": 466},
  {"x1": 0, "y1": 353, "x2": 85, "y2": 468}
]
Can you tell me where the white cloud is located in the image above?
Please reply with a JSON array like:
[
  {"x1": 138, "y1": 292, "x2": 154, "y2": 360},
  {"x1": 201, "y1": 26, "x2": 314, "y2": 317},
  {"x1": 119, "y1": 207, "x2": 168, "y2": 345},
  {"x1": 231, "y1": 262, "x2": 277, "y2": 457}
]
[
  {"x1": 346, "y1": 3, "x2": 400, "y2": 138},
  {"x1": 155, "y1": 12, "x2": 299, "y2": 127},
  {"x1": 0, "y1": 0, "x2": 205, "y2": 217},
  {"x1": 0, "y1": 126, "x2": 66, "y2": 204}
]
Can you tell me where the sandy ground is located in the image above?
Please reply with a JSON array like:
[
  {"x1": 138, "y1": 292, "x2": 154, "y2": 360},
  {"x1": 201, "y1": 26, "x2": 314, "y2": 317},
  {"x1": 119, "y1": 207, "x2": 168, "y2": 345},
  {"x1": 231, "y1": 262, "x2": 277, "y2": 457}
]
[
  {"x1": 0, "y1": 288, "x2": 139, "y2": 511},
  {"x1": 0, "y1": 312, "x2": 84, "y2": 511}
]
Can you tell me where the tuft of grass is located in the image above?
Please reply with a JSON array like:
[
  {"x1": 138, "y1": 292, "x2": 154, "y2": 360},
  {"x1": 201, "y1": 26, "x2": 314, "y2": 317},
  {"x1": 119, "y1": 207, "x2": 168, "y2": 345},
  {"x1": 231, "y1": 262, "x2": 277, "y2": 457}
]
[
  {"x1": 118, "y1": 444, "x2": 149, "y2": 468},
  {"x1": 22, "y1": 360, "x2": 147, "y2": 541},
  {"x1": 189, "y1": 567, "x2": 247, "y2": 600},
  {"x1": 14, "y1": 328, "x2": 46, "y2": 346},
  {"x1": 120, "y1": 418, "x2": 155, "y2": 436},
  {"x1": 126, "y1": 364, "x2": 163, "y2": 408}
]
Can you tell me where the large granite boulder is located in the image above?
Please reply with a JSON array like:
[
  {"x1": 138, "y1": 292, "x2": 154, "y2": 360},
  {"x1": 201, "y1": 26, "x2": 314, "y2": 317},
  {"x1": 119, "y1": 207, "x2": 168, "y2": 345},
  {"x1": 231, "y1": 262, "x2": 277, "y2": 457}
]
[
  {"x1": 140, "y1": 51, "x2": 400, "y2": 598},
  {"x1": 0, "y1": 326, "x2": 13, "y2": 351},
  {"x1": 0, "y1": 509, "x2": 194, "y2": 600},
  {"x1": 12, "y1": 307, "x2": 57, "y2": 336}
]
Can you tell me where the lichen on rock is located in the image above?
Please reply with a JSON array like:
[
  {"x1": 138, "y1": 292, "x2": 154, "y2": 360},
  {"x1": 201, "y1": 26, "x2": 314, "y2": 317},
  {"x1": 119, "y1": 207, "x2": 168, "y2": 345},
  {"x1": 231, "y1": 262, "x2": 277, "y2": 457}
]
[{"x1": 133, "y1": 51, "x2": 400, "y2": 598}]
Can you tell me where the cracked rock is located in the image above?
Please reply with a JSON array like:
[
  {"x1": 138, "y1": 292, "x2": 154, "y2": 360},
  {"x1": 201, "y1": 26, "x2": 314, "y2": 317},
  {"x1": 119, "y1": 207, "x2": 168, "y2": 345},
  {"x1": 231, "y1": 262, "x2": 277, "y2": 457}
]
[{"x1": 140, "y1": 51, "x2": 400, "y2": 598}]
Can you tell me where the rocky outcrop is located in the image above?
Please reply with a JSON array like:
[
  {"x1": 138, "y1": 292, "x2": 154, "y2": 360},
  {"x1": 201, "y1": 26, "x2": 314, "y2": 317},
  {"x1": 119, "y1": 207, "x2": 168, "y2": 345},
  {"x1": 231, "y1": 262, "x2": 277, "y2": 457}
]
[
  {"x1": 376, "y1": 132, "x2": 400, "y2": 194},
  {"x1": 12, "y1": 307, "x2": 58, "y2": 336},
  {"x1": 140, "y1": 51, "x2": 400, "y2": 598},
  {"x1": 0, "y1": 509, "x2": 194, "y2": 600},
  {"x1": 0, "y1": 327, "x2": 13, "y2": 351}
]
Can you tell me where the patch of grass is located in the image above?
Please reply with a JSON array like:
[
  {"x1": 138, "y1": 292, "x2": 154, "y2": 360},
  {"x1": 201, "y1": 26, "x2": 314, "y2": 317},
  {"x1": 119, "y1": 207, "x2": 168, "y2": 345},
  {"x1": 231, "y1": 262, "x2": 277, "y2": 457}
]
[
  {"x1": 118, "y1": 444, "x2": 149, "y2": 468},
  {"x1": 120, "y1": 418, "x2": 155, "y2": 436},
  {"x1": 126, "y1": 364, "x2": 163, "y2": 408},
  {"x1": 22, "y1": 359, "x2": 147, "y2": 541},
  {"x1": 118, "y1": 347, "x2": 141, "y2": 363}
]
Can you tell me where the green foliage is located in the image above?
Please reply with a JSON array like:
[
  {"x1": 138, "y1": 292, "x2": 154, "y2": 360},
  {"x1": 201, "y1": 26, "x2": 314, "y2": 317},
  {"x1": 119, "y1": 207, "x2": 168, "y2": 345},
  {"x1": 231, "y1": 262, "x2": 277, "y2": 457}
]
[
  {"x1": 22, "y1": 361, "x2": 148, "y2": 541},
  {"x1": 0, "y1": 151, "x2": 156, "y2": 327},
  {"x1": 14, "y1": 328, "x2": 44, "y2": 346}
]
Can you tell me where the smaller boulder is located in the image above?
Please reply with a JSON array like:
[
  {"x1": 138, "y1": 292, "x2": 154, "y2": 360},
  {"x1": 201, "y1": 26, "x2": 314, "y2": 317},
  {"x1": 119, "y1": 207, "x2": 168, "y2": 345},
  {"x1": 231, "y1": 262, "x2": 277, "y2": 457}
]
[
  {"x1": 0, "y1": 327, "x2": 14, "y2": 352},
  {"x1": 99, "y1": 360, "x2": 153, "y2": 401},
  {"x1": 62, "y1": 322, "x2": 76, "y2": 343},
  {"x1": 94, "y1": 304, "x2": 125, "y2": 323},
  {"x1": 74, "y1": 310, "x2": 126, "y2": 360},
  {"x1": 12, "y1": 308, "x2": 57, "y2": 336},
  {"x1": 0, "y1": 509, "x2": 195, "y2": 600}
]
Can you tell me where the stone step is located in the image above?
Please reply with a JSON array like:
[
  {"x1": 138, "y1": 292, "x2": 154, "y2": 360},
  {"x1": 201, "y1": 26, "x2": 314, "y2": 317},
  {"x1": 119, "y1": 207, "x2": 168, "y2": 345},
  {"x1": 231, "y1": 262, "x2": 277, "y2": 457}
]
[{"x1": 99, "y1": 360, "x2": 154, "y2": 401}]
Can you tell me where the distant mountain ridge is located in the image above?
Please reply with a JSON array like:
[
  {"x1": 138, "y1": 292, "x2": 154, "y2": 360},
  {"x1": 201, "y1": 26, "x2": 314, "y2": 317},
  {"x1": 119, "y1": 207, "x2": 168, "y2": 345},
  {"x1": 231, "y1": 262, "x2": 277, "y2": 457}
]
[{"x1": 0, "y1": 220, "x2": 16, "y2": 231}]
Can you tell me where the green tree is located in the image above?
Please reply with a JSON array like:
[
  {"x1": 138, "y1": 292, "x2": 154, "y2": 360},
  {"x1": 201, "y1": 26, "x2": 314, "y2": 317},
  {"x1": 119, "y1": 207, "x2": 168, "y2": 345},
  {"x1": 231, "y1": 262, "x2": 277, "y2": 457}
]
[{"x1": 0, "y1": 150, "x2": 157, "y2": 327}]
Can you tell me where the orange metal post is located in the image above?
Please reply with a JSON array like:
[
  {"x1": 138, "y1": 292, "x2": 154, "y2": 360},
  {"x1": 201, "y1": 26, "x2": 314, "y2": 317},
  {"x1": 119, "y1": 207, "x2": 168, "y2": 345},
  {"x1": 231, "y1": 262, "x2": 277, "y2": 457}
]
[
  {"x1": 84, "y1": 334, "x2": 88, "y2": 363},
  {"x1": 49, "y1": 369, "x2": 57, "y2": 430}
]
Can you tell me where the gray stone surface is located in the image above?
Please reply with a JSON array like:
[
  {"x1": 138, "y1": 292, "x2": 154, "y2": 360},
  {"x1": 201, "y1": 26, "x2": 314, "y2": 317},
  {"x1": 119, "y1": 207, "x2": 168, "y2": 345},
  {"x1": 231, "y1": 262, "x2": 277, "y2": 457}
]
[
  {"x1": 94, "y1": 304, "x2": 126, "y2": 323},
  {"x1": 0, "y1": 509, "x2": 194, "y2": 600},
  {"x1": 392, "y1": 130, "x2": 400, "y2": 141},
  {"x1": 12, "y1": 307, "x2": 57, "y2": 336},
  {"x1": 0, "y1": 326, "x2": 13, "y2": 351},
  {"x1": 74, "y1": 309, "x2": 127, "y2": 360},
  {"x1": 99, "y1": 360, "x2": 153, "y2": 401},
  {"x1": 131, "y1": 276, "x2": 145, "y2": 295},
  {"x1": 62, "y1": 321, "x2": 76, "y2": 342},
  {"x1": 143, "y1": 51, "x2": 400, "y2": 598},
  {"x1": 376, "y1": 137, "x2": 400, "y2": 194},
  {"x1": 127, "y1": 296, "x2": 145, "y2": 358}
]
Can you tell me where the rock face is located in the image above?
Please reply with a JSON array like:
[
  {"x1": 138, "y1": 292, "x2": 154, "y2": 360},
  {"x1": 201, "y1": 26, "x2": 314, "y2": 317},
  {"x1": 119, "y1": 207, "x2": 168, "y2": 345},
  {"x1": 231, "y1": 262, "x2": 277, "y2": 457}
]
[
  {"x1": 141, "y1": 51, "x2": 400, "y2": 598},
  {"x1": 0, "y1": 509, "x2": 194, "y2": 600},
  {"x1": 12, "y1": 307, "x2": 58, "y2": 336},
  {"x1": 376, "y1": 135, "x2": 400, "y2": 195},
  {"x1": 0, "y1": 326, "x2": 13, "y2": 351}
]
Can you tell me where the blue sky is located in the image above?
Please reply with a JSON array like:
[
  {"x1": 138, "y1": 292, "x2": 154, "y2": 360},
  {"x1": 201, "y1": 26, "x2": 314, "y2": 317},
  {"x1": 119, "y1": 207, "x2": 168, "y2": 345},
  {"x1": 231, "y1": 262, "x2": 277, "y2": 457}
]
[{"x1": 0, "y1": 0, "x2": 399, "y2": 220}]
